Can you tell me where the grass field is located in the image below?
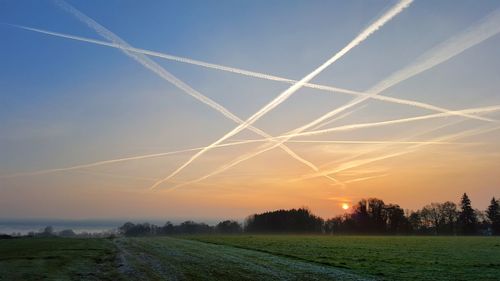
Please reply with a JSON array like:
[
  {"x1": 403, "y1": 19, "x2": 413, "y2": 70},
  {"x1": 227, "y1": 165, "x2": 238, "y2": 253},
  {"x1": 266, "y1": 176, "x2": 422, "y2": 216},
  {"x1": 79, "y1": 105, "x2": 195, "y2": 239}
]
[
  {"x1": 0, "y1": 236, "x2": 368, "y2": 281},
  {"x1": 116, "y1": 237, "x2": 368, "y2": 280},
  {"x1": 0, "y1": 238, "x2": 119, "y2": 281},
  {"x1": 1, "y1": 235, "x2": 499, "y2": 280},
  {"x1": 188, "y1": 235, "x2": 500, "y2": 281}
]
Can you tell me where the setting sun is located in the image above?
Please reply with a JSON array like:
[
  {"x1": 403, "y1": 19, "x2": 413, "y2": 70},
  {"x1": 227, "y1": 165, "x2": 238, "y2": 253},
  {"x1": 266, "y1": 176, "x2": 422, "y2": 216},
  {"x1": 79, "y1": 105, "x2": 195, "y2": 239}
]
[{"x1": 2, "y1": 1, "x2": 500, "y2": 280}]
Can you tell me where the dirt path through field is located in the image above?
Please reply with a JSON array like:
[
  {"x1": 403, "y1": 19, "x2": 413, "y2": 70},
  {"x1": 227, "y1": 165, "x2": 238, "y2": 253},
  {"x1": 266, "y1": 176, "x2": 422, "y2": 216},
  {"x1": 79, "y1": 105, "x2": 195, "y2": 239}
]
[
  {"x1": 113, "y1": 237, "x2": 374, "y2": 281},
  {"x1": 114, "y1": 238, "x2": 142, "y2": 278}
]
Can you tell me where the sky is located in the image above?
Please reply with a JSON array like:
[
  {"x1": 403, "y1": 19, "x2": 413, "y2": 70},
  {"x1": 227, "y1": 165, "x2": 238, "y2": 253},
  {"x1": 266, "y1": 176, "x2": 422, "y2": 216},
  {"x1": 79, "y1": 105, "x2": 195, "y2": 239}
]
[{"x1": 0, "y1": 0, "x2": 499, "y2": 221}]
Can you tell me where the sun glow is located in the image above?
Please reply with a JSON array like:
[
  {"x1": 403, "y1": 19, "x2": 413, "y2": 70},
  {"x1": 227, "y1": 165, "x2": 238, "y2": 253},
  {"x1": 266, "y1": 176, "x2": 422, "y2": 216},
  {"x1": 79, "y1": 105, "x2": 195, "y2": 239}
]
[{"x1": 342, "y1": 203, "x2": 350, "y2": 210}]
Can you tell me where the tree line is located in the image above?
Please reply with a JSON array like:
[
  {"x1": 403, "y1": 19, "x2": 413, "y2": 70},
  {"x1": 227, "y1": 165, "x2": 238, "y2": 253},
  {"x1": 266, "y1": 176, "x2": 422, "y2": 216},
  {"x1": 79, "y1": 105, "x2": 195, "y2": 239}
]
[
  {"x1": 114, "y1": 193, "x2": 500, "y2": 236},
  {"x1": 244, "y1": 208, "x2": 324, "y2": 233},
  {"x1": 115, "y1": 193, "x2": 499, "y2": 236},
  {"x1": 327, "y1": 193, "x2": 499, "y2": 235},
  {"x1": 118, "y1": 220, "x2": 242, "y2": 237},
  {"x1": 3, "y1": 193, "x2": 496, "y2": 238}
]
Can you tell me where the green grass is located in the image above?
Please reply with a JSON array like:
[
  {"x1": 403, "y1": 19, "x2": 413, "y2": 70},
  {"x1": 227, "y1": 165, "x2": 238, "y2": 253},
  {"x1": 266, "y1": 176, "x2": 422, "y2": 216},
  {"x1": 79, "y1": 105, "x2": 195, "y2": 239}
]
[
  {"x1": 186, "y1": 235, "x2": 500, "y2": 281},
  {"x1": 1, "y1": 237, "x2": 365, "y2": 281},
  {"x1": 2, "y1": 236, "x2": 499, "y2": 280},
  {"x1": 0, "y1": 238, "x2": 120, "y2": 281},
  {"x1": 115, "y1": 237, "x2": 367, "y2": 280}
]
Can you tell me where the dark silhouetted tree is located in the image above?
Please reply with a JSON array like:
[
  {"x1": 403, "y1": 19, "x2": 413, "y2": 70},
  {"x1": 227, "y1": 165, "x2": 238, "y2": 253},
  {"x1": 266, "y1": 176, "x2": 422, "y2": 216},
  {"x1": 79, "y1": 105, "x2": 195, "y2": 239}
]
[
  {"x1": 119, "y1": 222, "x2": 153, "y2": 236},
  {"x1": 383, "y1": 204, "x2": 409, "y2": 234},
  {"x1": 216, "y1": 220, "x2": 242, "y2": 233},
  {"x1": 119, "y1": 222, "x2": 135, "y2": 235},
  {"x1": 351, "y1": 199, "x2": 370, "y2": 232},
  {"x1": 325, "y1": 214, "x2": 356, "y2": 234},
  {"x1": 245, "y1": 208, "x2": 323, "y2": 233},
  {"x1": 408, "y1": 211, "x2": 426, "y2": 234},
  {"x1": 162, "y1": 221, "x2": 175, "y2": 235},
  {"x1": 351, "y1": 198, "x2": 386, "y2": 233},
  {"x1": 415, "y1": 202, "x2": 458, "y2": 235},
  {"x1": 420, "y1": 203, "x2": 443, "y2": 234},
  {"x1": 178, "y1": 221, "x2": 212, "y2": 234},
  {"x1": 324, "y1": 217, "x2": 341, "y2": 234},
  {"x1": 458, "y1": 193, "x2": 477, "y2": 235},
  {"x1": 439, "y1": 201, "x2": 459, "y2": 235},
  {"x1": 367, "y1": 198, "x2": 386, "y2": 233},
  {"x1": 486, "y1": 197, "x2": 500, "y2": 235},
  {"x1": 333, "y1": 199, "x2": 410, "y2": 234}
]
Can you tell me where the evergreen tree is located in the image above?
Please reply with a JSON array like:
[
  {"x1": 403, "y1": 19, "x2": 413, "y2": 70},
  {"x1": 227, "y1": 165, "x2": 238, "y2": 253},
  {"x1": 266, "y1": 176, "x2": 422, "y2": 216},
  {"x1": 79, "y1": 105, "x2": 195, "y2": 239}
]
[
  {"x1": 486, "y1": 197, "x2": 500, "y2": 235},
  {"x1": 458, "y1": 193, "x2": 478, "y2": 235}
]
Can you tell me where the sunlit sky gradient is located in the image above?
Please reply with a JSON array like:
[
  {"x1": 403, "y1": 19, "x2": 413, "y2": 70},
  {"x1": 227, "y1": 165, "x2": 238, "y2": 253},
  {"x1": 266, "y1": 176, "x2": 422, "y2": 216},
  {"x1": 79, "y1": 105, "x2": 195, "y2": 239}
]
[{"x1": 1, "y1": 0, "x2": 499, "y2": 221}]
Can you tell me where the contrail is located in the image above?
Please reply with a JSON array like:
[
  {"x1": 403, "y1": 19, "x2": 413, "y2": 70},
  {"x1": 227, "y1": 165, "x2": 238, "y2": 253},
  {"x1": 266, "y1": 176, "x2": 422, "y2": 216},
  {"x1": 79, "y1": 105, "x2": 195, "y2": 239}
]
[
  {"x1": 315, "y1": 112, "x2": 479, "y2": 173},
  {"x1": 6, "y1": 24, "x2": 494, "y2": 123},
  {"x1": 0, "y1": 139, "x2": 264, "y2": 180},
  {"x1": 0, "y1": 138, "x2": 465, "y2": 181},
  {"x1": 175, "y1": 105, "x2": 500, "y2": 189},
  {"x1": 286, "y1": 5, "x2": 500, "y2": 140},
  {"x1": 343, "y1": 174, "x2": 388, "y2": 184},
  {"x1": 152, "y1": 0, "x2": 414, "y2": 189},
  {"x1": 233, "y1": 139, "x2": 477, "y2": 145},
  {"x1": 300, "y1": 113, "x2": 497, "y2": 181},
  {"x1": 295, "y1": 6, "x2": 500, "y2": 134},
  {"x1": 277, "y1": 105, "x2": 500, "y2": 139},
  {"x1": 182, "y1": 8, "x2": 500, "y2": 189},
  {"x1": 297, "y1": 125, "x2": 500, "y2": 181},
  {"x1": 71, "y1": 170, "x2": 218, "y2": 188},
  {"x1": 51, "y1": 1, "x2": 320, "y2": 174}
]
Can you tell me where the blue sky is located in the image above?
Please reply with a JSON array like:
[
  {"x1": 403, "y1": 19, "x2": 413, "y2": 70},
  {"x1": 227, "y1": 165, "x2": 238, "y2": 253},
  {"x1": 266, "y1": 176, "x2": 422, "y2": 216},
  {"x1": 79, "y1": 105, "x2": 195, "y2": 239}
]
[{"x1": 0, "y1": 0, "x2": 499, "y2": 219}]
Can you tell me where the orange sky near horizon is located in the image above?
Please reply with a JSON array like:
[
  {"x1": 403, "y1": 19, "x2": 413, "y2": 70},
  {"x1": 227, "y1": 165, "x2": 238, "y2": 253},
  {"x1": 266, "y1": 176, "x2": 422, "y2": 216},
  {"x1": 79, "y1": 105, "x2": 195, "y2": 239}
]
[{"x1": 1, "y1": 0, "x2": 500, "y2": 221}]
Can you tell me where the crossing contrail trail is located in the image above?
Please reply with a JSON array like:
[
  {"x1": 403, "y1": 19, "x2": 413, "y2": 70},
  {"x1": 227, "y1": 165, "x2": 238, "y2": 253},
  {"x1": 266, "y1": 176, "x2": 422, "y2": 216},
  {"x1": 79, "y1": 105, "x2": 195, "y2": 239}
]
[
  {"x1": 286, "y1": 6, "x2": 500, "y2": 140},
  {"x1": 232, "y1": 139, "x2": 477, "y2": 145},
  {"x1": 296, "y1": 125, "x2": 500, "y2": 181},
  {"x1": 151, "y1": 0, "x2": 414, "y2": 189},
  {"x1": 297, "y1": 113, "x2": 496, "y2": 182},
  {"x1": 295, "y1": 6, "x2": 500, "y2": 134},
  {"x1": 51, "y1": 0, "x2": 321, "y2": 174},
  {"x1": 181, "y1": 8, "x2": 500, "y2": 189},
  {"x1": 173, "y1": 104, "x2": 500, "y2": 189},
  {"x1": 314, "y1": 113, "x2": 480, "y2": 176},
  {"x1": 1, "y1": 134, "x2": 472, "y2": 181},
  {"x1": 0, "y1": 137, "x2": 466, "y2": 181},
  {"x1": 277, "y1": 105, "x2": 500, "y2": 139},
  {"x1": 7, "y1": 24, "x2": 493, "y2": 123}
]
